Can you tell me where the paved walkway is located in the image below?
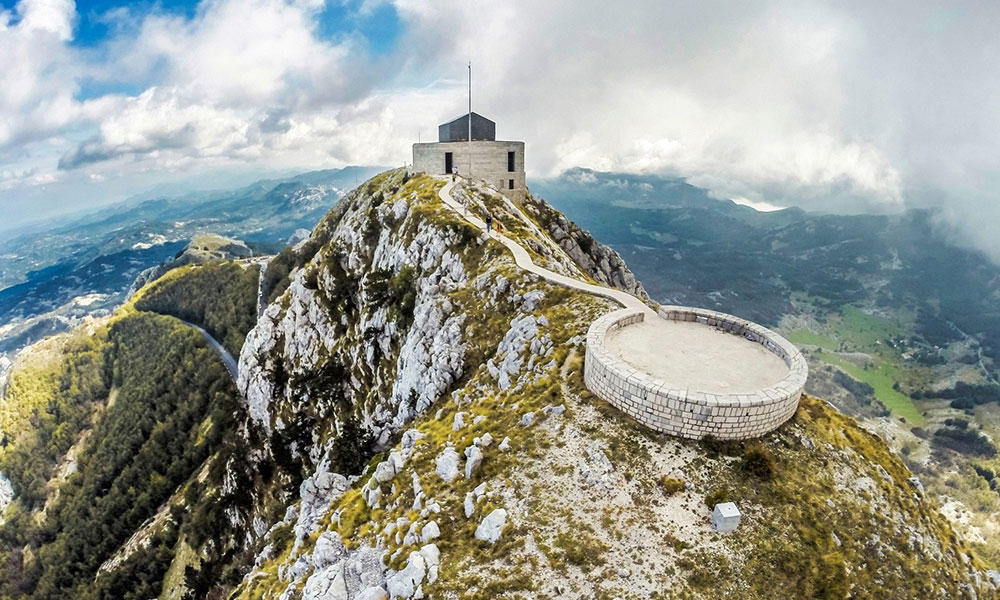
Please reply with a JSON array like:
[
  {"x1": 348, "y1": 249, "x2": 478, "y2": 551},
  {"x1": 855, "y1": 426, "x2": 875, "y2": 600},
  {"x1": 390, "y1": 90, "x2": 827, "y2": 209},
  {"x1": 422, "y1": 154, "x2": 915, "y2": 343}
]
[{"x1": 437, "y1": 178, "x2": 654, "y2": 317}]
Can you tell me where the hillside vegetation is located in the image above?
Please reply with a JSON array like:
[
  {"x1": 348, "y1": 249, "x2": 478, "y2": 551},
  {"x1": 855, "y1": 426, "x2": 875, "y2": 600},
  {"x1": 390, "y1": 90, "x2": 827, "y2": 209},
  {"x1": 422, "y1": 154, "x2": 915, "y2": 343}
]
[
  {"x1": 134, "y1": 261, "x2": 260, "y2": 356},
  {"x1": 0, "y1": 169, "x2": 992, "y2": 599}
]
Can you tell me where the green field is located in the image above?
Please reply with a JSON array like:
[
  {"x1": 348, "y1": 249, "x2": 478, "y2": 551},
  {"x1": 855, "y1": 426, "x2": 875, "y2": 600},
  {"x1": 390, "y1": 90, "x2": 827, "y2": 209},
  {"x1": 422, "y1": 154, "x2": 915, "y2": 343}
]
[
  {"x1": 816, "y1": 351, "x2": 924, "y2": 424},
  {"x1": 831, "y1": 306, "x2": 907, "y2": 352},
  {"x1": 788, "y1": 330, "x2": 838, "y2": 352}
]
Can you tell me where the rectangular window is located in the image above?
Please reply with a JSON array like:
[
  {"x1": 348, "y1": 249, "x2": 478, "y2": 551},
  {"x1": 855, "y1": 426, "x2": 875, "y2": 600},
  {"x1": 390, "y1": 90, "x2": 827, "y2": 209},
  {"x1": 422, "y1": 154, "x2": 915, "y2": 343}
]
[
  {"x1": 445, "y1": 152, "x2": 453, "y2": 174},
  {"x1": 508, "y1": 151, "x2": 515, "y2": 172},
  {"x1": 509, "y1": 179, "x2": 515, "y2": 190}
]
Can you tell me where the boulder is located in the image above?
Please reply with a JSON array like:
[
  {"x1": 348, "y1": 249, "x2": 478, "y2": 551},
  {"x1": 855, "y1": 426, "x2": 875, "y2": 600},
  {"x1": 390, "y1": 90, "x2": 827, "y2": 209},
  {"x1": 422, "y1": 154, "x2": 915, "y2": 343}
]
[
  {"x1": 312, "y1": 531, "x2": 346, "y2": 569},
  {"x1": 357, "y1": 587, "x2": 389, "y2": 600},
  {"x1": 542, "y1": 404, "x2": 566, "y2": 417},
  {"x1": 385, "y1": 551, "x2": 426, "y2": 599},
  {"x1": 475, "y1": 509, "x2": 508, "y2": 544},
  {"x1": 421, "y1": 520, "x2": 440, "y2": 543},
  {"x1": 435, "y1": 447, "x2": 460, "y2": 483},
  {"x1": 374, "y1": 460, "x2": 397, "y2": 483},
  {"x1": 465, "y1": 445, "x2": 483, "y2": 479},
  {"x1": 302, "y1": 561, "x2": 348, "y2": 600}
]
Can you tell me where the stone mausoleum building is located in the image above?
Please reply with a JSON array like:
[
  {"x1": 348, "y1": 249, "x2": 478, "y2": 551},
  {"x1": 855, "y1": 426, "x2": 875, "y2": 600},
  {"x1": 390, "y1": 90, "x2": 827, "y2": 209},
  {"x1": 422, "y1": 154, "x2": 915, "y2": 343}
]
[{"x1": 412, "y1": 112, "x2": 526, "y2": 201}]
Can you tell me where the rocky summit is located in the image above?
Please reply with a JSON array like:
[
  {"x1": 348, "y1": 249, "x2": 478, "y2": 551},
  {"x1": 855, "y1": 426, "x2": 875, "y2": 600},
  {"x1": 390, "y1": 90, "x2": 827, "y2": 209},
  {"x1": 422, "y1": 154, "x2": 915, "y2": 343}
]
[{"x1": 0, "y1": 169, "x2": 994, "y2": 599}]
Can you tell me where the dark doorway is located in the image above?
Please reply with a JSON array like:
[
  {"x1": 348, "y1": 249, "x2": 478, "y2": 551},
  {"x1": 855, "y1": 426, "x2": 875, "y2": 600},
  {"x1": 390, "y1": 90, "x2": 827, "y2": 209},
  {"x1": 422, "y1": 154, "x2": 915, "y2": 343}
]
[
  {"x1": 509, "y1": 179, "x2": 515, "y2": 190},
  {"x1": 507, "y1": 151, "x2": 515, "y2": 172},
  {"x1": 445, "y1": 152, "x2": 453, "y2": 174}
]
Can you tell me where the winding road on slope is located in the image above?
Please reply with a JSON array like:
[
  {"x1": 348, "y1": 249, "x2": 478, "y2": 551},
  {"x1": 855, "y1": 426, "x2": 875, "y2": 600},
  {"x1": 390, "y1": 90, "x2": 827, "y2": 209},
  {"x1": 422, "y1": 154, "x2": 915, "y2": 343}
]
[
  {"x1": 438, "y1": 178, "x2": 655, "y2": 317},
  {"x1": 180, "y1": 319, "x2": 239, "y2": 380}
]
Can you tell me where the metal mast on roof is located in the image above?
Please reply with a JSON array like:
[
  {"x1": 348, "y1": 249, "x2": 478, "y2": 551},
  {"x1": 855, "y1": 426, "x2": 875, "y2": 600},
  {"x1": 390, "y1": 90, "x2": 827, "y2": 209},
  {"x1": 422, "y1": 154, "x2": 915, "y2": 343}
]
[{"x1": 468, "y1": 62, "x2": 472, "y2": 177}]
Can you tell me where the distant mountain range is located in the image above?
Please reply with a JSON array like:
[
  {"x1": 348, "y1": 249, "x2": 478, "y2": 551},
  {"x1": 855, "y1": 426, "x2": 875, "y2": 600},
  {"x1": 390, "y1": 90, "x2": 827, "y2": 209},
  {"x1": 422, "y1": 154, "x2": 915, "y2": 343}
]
[
  {"x1": 0, "y1": 166, "x2": 385, "y2": 358},
  {"x1": 533, "y1": 167, "x2": 1000, "y2": 363}
]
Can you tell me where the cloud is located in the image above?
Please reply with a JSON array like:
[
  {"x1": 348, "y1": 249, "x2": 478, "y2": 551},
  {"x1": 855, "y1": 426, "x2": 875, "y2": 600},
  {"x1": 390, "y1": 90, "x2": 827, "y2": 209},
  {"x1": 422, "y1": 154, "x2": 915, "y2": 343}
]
[{"x1": 1, "y1": 0, "x2": 1000, "y2": 263}]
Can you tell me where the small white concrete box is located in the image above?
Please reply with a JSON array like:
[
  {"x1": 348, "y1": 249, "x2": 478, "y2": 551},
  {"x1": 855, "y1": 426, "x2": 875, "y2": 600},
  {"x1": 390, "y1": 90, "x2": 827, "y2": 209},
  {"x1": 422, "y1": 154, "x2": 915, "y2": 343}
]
[{"x1": 712, "y1": 502, "x2": 741, "y2": 532}]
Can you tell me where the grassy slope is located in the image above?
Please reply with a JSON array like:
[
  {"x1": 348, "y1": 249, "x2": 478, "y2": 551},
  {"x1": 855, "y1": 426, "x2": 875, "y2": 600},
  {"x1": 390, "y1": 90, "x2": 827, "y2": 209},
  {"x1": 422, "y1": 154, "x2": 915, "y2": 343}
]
[{"x1": 788, "y1": 305, "x2": 925, "y2": 423}]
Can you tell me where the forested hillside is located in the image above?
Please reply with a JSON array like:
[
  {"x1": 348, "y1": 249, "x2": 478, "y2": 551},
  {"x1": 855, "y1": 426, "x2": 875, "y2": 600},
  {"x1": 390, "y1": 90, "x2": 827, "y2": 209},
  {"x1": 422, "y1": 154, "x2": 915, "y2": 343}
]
[
  {"x1": 0, "y1": 312, "x2": 237, "y2": 599},
  {"x1": 134, "y1": 261, "x2": 261, "y2": 356}
]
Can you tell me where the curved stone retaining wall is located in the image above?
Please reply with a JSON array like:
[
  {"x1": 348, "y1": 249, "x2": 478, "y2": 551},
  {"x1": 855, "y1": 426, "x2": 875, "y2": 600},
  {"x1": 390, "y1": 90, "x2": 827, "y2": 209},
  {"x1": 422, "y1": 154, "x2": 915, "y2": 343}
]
[{"x1": 584, "y1": 306, "x2": 808, "y2": 440}]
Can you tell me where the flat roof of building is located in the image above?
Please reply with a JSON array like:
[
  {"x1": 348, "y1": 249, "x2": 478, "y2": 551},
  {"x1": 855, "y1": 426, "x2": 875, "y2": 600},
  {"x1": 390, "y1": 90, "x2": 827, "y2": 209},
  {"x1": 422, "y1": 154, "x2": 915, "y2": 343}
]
[{"x1": 604, "y1": 318, "x2": 789, "y2": 395}]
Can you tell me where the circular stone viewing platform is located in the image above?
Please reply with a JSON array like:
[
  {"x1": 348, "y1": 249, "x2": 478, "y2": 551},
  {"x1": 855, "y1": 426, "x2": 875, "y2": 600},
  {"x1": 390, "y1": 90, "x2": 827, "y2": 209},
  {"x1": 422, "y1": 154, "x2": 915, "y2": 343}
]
[{"x1": 584, "y1": 306, "x2": 807, "y2": 440}]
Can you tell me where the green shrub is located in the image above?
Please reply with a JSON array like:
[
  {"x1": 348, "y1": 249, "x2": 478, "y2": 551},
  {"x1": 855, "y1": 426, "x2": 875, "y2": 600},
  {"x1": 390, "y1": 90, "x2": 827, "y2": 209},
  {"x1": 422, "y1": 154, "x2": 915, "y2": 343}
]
[
  {"x1": 704, "y1": 487, "x2": 731, "y2": 508},
  {"x1": 660, "y1": 476, "x2": 686, "y2": 496},
  {"x1": 740, "y1": 443, "x2": 777, "y2": 479},
  {"x1": 553, "y1": 530, "x2": 607, "y2": 567},
  {"x1": 700, "y1": 435, "x2": 743, "y2": 458}
]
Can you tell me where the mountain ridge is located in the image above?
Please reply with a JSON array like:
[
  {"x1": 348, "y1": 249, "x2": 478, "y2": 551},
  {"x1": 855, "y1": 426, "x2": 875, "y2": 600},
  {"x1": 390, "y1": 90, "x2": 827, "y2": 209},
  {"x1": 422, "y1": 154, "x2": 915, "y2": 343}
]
[{"x1": 0, "y1": 168, "x2": 994, "y2": 598}]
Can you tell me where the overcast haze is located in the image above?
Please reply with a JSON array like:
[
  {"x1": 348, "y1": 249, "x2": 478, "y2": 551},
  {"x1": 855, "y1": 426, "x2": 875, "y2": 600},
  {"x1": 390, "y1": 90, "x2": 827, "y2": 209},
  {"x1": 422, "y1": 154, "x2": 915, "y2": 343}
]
[{"x1": 2, "y1": 0, "x2": 999, "y2": 260}]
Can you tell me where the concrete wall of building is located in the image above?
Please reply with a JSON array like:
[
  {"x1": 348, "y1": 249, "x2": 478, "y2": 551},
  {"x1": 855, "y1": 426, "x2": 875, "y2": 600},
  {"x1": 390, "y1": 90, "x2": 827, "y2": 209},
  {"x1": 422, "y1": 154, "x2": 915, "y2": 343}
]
[
  {"x1": 584, "y1": 306, "x2": 808, "y2": 440},
  {"x1": 412, "y1": 140, "x2": 525, "y2": 201}
]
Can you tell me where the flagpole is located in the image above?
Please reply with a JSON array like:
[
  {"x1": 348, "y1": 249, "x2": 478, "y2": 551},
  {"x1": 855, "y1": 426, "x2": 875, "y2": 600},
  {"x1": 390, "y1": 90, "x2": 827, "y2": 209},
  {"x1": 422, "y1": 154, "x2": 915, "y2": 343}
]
[{"x1": 468, "y1": 62, "x2": 472, "y2": 178}]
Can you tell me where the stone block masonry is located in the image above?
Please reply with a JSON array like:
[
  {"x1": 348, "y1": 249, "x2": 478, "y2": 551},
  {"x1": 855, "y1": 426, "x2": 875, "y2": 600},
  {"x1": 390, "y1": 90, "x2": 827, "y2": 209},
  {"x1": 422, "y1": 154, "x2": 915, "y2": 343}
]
[
  {"x1": 413, "y1": 141, "x2": 525, "y2": 202},
  {"x1": 584, "y1": 306, "x2": 808, "y2": 440}
]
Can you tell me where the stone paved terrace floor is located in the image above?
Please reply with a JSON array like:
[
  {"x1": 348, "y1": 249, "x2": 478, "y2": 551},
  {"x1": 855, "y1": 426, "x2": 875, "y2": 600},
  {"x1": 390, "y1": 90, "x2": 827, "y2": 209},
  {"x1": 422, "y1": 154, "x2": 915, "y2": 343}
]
[{"x1": 605, "y1": 318, "x2": 790, "y2": 395}]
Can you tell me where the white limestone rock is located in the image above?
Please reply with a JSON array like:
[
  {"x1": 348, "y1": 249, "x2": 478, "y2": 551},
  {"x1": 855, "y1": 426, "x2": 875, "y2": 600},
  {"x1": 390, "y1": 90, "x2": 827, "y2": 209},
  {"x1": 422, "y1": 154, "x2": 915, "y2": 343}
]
[
  {"x1": 420, "y1": 544, "x2": 440, "y2": 584},
  {"x1": 475, "y1": 509, "x2": 508, "y2": 544},
  {"x1": 421, "y1": 520, "x2": 441, "y2": 543},
  {"x1": 579, "y1": 443, "x2": 615, "y2": 489},
  {"x1": 357, "y1": 587, "x2": 389, "y2": 600},
  {"x1": 374, "y1": 460, "x2": 397, "y2": 483},
  {"x1": 498, "y1": 437, "x2": 511, "y2": 451},
  {"x1": 385, "y1": 551, "x2": 426, "y2": 599},
  {"x1": 0, "y1": 474, "x2": 13, "y2": 517},
  {"x1": 312, "y1": 531, "x2": 347, "y2": 569},
  {"x1": 402, "y1": 522, "x2": 420, "y2": 546},
  {"x1": 487, "y1": 315, "x2": 543, "y2": 390},
  {"x1": 542, "y1": 404, "x2": 566, "y2": 417},
  {"x1": 465, "y1": 445, "x2": 483, "y2": 479},
  {"x1": 302, "y1": 560, "x2": 348, "y2": 600},
  {"x1": 521, "y1": 412, "x2": 535, "y2": 427},
  {"x1": 363, "y1": 482, "x2": 382, "y2": 509},
  {"x1": 293, "y1": 457, "x2": 349, "y2": 550},
  {"x1": 521, "y1": 289, "x2": 545, "y2": 311},
  {"x1": 401, "y1": 429, "x2": 425, "y2": 449},
  {"x1": 435, "y1": 446, "x2": 460, "y2": 483},
  {"x1": 452, "y1": 411, "x2": 466, "y2": 431}
]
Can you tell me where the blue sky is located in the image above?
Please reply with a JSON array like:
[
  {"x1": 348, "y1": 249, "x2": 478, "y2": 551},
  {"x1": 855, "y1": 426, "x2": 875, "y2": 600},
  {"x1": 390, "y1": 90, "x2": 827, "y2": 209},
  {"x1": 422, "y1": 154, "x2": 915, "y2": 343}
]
[
  {"x1": 4, "y1": 0, "x2": 402, "y2": 50},
  {"x1": 1, "y1": 0, "x2": 1000, "y2": 261}
]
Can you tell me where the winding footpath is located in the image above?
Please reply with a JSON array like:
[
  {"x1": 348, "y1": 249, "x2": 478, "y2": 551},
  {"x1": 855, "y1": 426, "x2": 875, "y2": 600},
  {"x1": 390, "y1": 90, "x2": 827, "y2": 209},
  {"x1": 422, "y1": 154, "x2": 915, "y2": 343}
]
[{"x1": 437, "y1": 178, "x2": 655, "y2": 317}]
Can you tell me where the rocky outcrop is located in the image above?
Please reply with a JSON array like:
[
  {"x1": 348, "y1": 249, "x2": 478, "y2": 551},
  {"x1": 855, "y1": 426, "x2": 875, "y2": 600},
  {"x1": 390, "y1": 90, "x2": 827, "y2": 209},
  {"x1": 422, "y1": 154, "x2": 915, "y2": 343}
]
[
  {"x1": 522, "y1": 194, "x2": 649, "y2": 300},
  {"x1": 0, "y1": 474, "x2": 13, "y2": 520},
  {"x1": 237, "y1": 170, "x2": 469, "y2": 462},
  {"x1": 0, "y1": 355, "x2": 11, "y2": 397}
]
